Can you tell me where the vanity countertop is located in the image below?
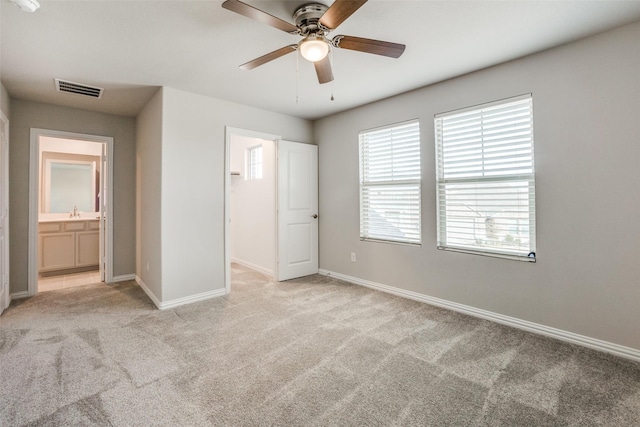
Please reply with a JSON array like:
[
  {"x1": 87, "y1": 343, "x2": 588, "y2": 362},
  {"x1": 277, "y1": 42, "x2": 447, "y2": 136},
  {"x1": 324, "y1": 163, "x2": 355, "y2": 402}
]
[{"x1": 38, "y1": 217, "x2": 100, "y2": 223}]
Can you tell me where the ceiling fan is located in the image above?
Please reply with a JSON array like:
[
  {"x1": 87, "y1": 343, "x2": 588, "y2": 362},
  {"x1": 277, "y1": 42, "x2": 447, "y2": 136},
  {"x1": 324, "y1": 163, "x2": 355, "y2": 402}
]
[{"x1": 221, "y1": 0, "x2": 406, "y2": 84}]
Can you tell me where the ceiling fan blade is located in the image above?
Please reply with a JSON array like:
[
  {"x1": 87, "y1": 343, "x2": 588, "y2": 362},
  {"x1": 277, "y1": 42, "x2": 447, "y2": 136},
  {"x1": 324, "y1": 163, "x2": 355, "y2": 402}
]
[
  {"x1": 239, "y1": 45, "x2": 297, "y2": 70},
  {"x1": 222, "y1": 0, "x2": 299, "y2": 34},
  {"x1": 332, "y1": 35, "x2": 405, "y2": 58},
  {"x1": 319, "y1": 0, "x2": 368, "y2": 30},
  {"x1": 314, "y1": 56, "x2": 334, "y2": 84}
]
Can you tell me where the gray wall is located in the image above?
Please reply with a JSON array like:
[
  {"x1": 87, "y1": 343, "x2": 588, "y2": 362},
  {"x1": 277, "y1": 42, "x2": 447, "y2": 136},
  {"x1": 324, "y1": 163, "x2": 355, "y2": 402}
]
[
  {"x1": 1, "y1": 82, "x2": 9, "y2": 118},
  {"x1": 9, "y1": 100, "x2": 136, "y2": 293},
  {"x1": 315, "y1": 22, "x2": 640, "y2": 350},
  {"x1": 154, "y1": 87, "x2": 313, "y2": 303},
  {"x1": 135, "y1": 89, "x2": 163, "y2": 299}
]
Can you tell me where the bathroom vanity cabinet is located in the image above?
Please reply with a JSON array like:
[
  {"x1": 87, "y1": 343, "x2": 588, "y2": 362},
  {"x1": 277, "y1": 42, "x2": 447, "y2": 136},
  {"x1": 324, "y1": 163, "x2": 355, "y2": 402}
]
[{"x1": 38, "y1": 219, "x2": 100, "y2": 273}]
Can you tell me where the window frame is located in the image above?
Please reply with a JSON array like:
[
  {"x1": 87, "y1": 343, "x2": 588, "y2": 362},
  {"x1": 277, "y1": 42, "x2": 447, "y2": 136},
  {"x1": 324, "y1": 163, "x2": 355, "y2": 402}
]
[
  {"x1": 434, "y1": 94, "x2": 536, "y2": 262},
  {"x1": 246, "y1": 144, "x2": 263, "y2": 181},
  {"x1": 359, "y1": 119, "x2": 422, "y2": 246}
]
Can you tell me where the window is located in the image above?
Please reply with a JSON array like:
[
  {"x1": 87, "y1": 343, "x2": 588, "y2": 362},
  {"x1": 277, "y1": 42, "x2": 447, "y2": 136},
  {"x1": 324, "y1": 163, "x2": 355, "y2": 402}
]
[
  {"x1": 246, "y1": 145, "x2": 263, "y2": 180},
  {"x1": 359, "y1": 120, "x2": 421, "y2": 245},
  {"x1": 435, "y1": 94, "x2": 536, "y2": 261}
]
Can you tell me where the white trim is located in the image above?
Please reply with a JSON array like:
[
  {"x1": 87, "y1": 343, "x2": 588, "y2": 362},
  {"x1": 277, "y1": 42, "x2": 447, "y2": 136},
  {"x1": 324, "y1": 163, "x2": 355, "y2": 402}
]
[
  {"x1": 28, "y1": 129, "x2": 114, "y2": 296},
  {"x1": 224, "y1": 127, "x2": 281, "y2": 295},
  {"x1": 318, "y1": 269, "x2": 640, "y2": 363},
  {"x1": 111, "y1": 274, "x2": 136, "y2": 283},
  {"x1": 438, "y1": 246, "x2": 536, "y2": 263},
  {"x1": 230, "y1": 257, "x2": 273, "y2": 277},
  {"x1": 135, "y1": 275, "x2": 226, "y2": 310},
  {"x1": 0, "y1": 111, "x2": 9, "y2": 313},
  {"x1": 157, "y1": 288, "x2": 227, "y2": 310},
  {"x1": 135, "y1": 275, "x2": 161, "y2": 308},
  {"x1": 10, "y1": 291, "x2": 29, "y2": 300}
]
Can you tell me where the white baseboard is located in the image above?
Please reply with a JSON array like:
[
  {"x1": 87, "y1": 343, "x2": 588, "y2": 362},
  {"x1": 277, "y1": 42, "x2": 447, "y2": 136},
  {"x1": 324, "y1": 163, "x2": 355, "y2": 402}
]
[
  {"x1": 10, "y1": 291, "x2": 30, "y2": 300},
  {"x1": 134, "y1": 275, "x2": 161, "y2": 308},
  {"x1": 111, "y1": 274, "x2": 136, "y2": 283},
  {"x1": 157, "y1": 287, "x2": 227, "y2": 310},
  {"x1": 230, "y1": 257, "x2": 273, "y2": 277},
  {"x1": 1, "y1": 288, "x2": 10, "y2": 311},
  {"x1": 135, "y1": 275, "x2": 227, "y2": 311},
  {"x1": 319, "y1": 269, "x2": 640, "y2": 363}
]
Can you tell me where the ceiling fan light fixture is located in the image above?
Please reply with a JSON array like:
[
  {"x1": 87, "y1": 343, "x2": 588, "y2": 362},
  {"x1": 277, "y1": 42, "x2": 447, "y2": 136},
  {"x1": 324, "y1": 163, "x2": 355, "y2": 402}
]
[
  {"x1": 10, "y1": 0, "x2": 40, "y2": 13},
  {"x1": 299, "y1": 36, "x2": 329, "y2": 62}
]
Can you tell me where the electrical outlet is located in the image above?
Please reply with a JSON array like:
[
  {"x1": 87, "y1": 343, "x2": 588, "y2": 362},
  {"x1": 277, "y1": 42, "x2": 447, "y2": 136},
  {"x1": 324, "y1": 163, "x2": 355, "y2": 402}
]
[{"x1": 351, "y1": 252, "x2": 357, "y2": 262}]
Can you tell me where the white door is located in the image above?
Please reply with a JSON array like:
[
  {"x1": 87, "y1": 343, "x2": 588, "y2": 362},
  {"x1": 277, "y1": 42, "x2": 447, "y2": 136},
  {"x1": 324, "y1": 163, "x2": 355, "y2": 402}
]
[
  {"x1": 0, "y1": 112, "x2": 9, "y2": 313},
  {"x1": 277, "y1": 141, "x2": 318, "y2": 281}
]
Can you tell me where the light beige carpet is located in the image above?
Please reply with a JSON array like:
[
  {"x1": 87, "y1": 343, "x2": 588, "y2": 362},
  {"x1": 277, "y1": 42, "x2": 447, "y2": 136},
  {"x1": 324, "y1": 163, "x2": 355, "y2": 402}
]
[{"x1": 1, "y1": 263, "x2": 639, "y2": 426}]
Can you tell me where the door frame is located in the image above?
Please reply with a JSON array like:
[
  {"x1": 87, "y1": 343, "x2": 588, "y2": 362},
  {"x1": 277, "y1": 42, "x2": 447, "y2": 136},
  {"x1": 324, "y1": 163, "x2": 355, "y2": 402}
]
[
  {"x1": 28, "y1": 128, "x2": 114, "y2": 295},
  {"x1": 224, "y1": 127, "x2": 281, "y2": 294},
  {"x1": 0, "y1": 111, "x2": 9, "y2": 313}
]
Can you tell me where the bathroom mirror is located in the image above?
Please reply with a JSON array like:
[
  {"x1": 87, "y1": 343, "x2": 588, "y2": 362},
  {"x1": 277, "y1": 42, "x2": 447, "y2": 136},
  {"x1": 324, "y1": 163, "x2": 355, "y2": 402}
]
[{"x1": 41, "y1": 152, "x2": 100, "y2": 214}]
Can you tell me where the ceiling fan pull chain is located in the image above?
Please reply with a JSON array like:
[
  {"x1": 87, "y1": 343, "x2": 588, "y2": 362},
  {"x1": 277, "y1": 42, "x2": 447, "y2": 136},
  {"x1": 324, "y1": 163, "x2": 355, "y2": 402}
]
[
  {"x1": 330, "y1": 50, "x2": 335, "y2": 101},
  {"x1": 296, "y1": 49, "x2": 300, "y2": 104}
]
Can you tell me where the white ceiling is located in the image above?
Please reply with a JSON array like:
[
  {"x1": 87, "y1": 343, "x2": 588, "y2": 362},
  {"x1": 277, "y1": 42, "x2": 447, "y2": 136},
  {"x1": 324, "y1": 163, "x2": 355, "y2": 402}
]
[{"x1": 2, "y1": 0, "x2": 640, "y2": 120}]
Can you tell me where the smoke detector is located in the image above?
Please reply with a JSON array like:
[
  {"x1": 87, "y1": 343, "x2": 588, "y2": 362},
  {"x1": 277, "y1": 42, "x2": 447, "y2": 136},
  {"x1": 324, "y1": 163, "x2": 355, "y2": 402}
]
[{"x1": 10, "y1": 0, "x2": 40, "y2": 13}]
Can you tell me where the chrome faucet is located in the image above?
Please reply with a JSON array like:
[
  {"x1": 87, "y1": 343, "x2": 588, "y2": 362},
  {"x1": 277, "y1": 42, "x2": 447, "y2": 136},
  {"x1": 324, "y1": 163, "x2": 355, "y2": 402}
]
[{"x1": 70, "y1": 206, "x2": 79, "y2": 218}]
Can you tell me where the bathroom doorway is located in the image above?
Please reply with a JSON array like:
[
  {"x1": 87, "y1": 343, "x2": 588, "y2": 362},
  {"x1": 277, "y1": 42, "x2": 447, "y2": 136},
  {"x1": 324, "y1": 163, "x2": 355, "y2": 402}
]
[{"x1": 27, "y1": 129, "x2": 114, "y2": 295}]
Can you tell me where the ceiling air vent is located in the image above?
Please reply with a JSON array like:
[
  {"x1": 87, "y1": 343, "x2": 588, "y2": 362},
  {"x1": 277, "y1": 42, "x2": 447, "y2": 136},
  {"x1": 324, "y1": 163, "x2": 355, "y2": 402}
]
[{"x1": 55, "y1": 79, "x2": 104, "y2": 99}]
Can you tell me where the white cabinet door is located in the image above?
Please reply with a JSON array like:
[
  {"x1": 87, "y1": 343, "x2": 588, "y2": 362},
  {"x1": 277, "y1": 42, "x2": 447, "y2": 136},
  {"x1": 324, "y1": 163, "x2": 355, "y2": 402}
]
[
  {"x1": 277, "y1": 141, "x2": 318, "y2": 281},
  {"x1": 39, "y1": 233, "x2": 75, "y2": 271},
  {"x1": 76, "y1": 231, "x2": 100, "y2": 267}
]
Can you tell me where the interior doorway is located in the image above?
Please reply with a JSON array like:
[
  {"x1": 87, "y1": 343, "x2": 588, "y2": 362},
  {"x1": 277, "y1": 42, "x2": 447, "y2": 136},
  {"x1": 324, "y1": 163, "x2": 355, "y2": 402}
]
[
  {"x1": 225, "y1": 128, "x2": 278, "y2": 292},
  {"x1": 28, "y1": 129, "x2": 114, "y2": 295},
  {"x1": 224, "y1": 127, "x2": 319, "y2": 293}
]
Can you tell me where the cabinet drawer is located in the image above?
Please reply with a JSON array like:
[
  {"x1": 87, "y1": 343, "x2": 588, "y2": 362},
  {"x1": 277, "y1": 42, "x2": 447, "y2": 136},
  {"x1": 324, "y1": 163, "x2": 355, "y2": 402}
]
[
  {"x1": 87, "y1": 220, "x2": 100, "y2": 230},
  {"x1": 64, "y1": 222, "x2": 86, "y2": 232},
  {"x1": 39, "y1": 222, "x2": 62, "y2": 233}
]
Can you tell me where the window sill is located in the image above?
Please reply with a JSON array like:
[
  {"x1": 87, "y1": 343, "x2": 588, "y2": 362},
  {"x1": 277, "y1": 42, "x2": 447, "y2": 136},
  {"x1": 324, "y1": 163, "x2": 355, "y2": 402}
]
[
  {"x1": 437, "y1": 246, "x2": 536, "y2": 262},
  {"x1": 361, "y1": 237, "x2": 422, "y2": 247}
]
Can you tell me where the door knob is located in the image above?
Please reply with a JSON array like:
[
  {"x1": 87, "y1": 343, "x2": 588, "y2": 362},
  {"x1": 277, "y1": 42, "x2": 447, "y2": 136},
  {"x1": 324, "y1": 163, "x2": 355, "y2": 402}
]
[{"x1": 312, "y1": 214, "x2": 318, "y2": 219}]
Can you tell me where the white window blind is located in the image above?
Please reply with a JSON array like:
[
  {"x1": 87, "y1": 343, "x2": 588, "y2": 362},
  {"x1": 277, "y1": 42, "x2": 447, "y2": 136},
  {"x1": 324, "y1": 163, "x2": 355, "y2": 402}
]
[
  {"x1": 359, "y1": 120, "x2": 421, "y2": 245},
  {"x1": 435, "y1": 94, "x2": 536, "y2": 261},
  {"x1": 247, "y1": 145, "x2": 263, "y2": 180}
]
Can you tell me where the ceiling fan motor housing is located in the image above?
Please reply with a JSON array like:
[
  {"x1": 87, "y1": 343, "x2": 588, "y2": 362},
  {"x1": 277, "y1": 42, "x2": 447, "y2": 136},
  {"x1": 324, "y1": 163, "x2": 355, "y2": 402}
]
[{"x1": 293, "y1": 3, "x2": 329, "y2": 35}]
